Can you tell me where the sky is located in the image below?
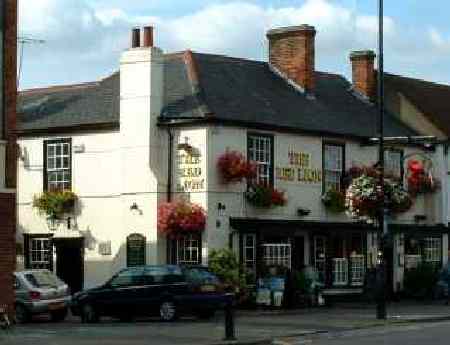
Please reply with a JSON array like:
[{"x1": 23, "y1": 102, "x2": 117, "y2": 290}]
[{"x1": 18, "y1": 0, "x2": 450, "y2": 90}]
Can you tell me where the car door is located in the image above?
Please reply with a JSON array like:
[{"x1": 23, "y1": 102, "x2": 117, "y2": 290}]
[{"x1": 96, "y1": 267, "x2": 144, "y2": 317}]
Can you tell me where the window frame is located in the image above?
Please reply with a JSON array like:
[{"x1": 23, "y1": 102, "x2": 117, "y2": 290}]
[
  {"x1": 242, "y1": 233, "x2": 256, "y2": 273},
  {"x1": 43, "y1": 138, "x2": 72, "y2": 192},
  {"x1": 384, "y1": 148, "x2": 404, "y2": 181},
  {"x1": 26, "y1": 235, "x2": 53, "y2": 270},
  {"x1": 322, "y1": 142, "x2": 346, "y2": 193},
  {"x1": 176, "y1": 234, "x2": 202, "y2": 266},
  {"x1": 247, "y1": 132, "x2": 274, "y2": 186}
]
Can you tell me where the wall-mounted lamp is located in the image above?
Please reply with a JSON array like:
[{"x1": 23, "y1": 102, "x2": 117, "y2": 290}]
[
  {"x1": 217, "y1": 202, "x2": 226, "y2": 217},
  {"x1": 46, "y1": 215, "x2": 62, "y2": 232},
  {"x1": 297, "y1": 208, "x2": 311, "y2": 217},
  {"x1": 130, "y1": 202, "x2": 143, "y2": 215}
]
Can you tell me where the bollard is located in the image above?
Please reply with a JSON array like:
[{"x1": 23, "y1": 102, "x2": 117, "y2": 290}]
[{"x1": 224, "y1": 293, "x2": 236, "y2": 341}]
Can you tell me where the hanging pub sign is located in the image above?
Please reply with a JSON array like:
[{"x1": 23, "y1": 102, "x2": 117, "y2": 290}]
[{"x1": 276, "y1": 150, "x2": 322, "y2": 184}]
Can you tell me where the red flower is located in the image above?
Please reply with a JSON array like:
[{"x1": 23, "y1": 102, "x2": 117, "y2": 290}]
[{"x1": 218, "y1": 150, "x2": 256, "y2": 183}]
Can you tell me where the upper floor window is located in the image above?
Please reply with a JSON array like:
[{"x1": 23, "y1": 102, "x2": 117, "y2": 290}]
[
  {"x1": 44, "y1": 139, "x2": 72, "y2": 191},
  {"x1": 247, "y1": 134, "x2": 273, "y2": 186},
  {"x1": 384, "y1": 149, "x2": 403, "y2": 179},
  {"x1": 323, "y1": 143, "x2": 344, "y2": 192}
]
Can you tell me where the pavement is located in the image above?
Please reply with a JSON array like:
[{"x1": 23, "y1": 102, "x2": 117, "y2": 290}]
[{"x1": 1, "y1": 302, "x2": 450, "y2": 345}]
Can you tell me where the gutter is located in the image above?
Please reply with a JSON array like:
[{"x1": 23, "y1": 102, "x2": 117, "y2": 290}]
[{"x1": 167, "y1": 128, "x2": 174, "y2": 202}]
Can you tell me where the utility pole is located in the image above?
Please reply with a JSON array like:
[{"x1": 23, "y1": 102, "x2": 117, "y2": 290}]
[
  {"x1": 17, "y1": 36, "x2": 45, "y2": 88},
  {"x1": 376, "y1": 0, "x2": 387, "y2": 320}
]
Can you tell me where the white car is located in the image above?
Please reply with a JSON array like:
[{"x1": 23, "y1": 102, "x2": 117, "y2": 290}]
[{"x1": 14, "y1": 270, "x2": 71, "y2": 323}]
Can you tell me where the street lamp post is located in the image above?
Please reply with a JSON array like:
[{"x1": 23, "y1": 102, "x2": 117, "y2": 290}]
[{"x1": 376, "y1": 0, "x2": 387, "y2": 320}]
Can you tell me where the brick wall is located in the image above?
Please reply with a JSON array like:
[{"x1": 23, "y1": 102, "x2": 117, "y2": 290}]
[
  {"x1": 267, "y1": 25, "x2": 316, "y2": 94},
  {"x1": 0, "y1": 193, "x2": 16, "y2": 315},
  {"x1": 350, "y1": 50, "x2": 376, "y2": 101},
  {"x1": 0, "y1": 0, "x2": 17, "y2": 319}
]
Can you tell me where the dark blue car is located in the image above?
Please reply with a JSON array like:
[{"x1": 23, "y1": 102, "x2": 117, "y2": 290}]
[{"x1": 71, "y1": 265, "x2": 227, "y2": 322}]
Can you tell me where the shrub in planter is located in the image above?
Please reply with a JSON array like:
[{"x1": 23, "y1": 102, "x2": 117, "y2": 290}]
[
  {"x1": 33, "y1": 190, "x2": 77, "y2": 218},
  {"x1": 157, "y1": 200, "x2": 206, "y2": 239},
  {"x1": 245, "y1": 184, "x2": 287, "y2": 208},
  {"x1": 209, "y1": 249, "x2": 246, "y2": 296},
  {"x1": 403, "y1": 263, "x2": 440, "y2": 299},
  {"x1": 217, "y1": 150, "x2": 256, "y2": 183},
  {"x1": 322, "y1": 189, "x2": 346, "y2": 213}
]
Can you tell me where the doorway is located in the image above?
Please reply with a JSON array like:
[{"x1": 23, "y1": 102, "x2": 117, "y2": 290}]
[{"x1": 54, "y1": 238, "x2": 84, "y2": 293}]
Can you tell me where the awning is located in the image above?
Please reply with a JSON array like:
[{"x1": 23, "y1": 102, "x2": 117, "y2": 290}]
[{"x1": 229, "y1": 217, "x2": 375, "y2": 234}]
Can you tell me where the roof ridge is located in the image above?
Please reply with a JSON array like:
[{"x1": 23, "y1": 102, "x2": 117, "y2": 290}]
[
  {"x1": 182, "y1": 50, "x2": 214, "y2": 118},
  {"x1": 20, "y1": 81, "x2": 100, "y2": 95},
  {"x1": 384, "y1": 72, "x2": 450, "y2": 89}
]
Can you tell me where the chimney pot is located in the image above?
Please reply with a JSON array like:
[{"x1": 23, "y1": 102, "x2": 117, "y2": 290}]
[
  {"x1": 267, "y1": 24, "x2": 316, "y2": 94},
  {"x1": 350, "y1": 50, "x2": 376, "y2": 100},
  {"x1": 143, "y1": 26, "x2": 154, "y2": 47},
  {"x1": 131, "y1": 27, "x2": 141, "y2": 48}
]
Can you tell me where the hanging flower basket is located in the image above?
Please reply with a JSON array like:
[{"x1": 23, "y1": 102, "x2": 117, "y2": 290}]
[
  {"x1": 406, "y1": 159, "x2": 440, "y2": 196},
  {"x1": 217, "y1": 150, "x2": 256, "y2": 183},
  {"x1": 157, "y1": 200, "x2": 206, "y2": 239},
  {"x1": 345, "y1": 166, "x2": 412, "y2": 223},
  {"x1": 245, "y1": 183, "x2": 287, "y2": 208},
  {"x1": 33, "y1": 190, "x2": 77, "y2": 218},
  {"x1": 322, "y1": 189, "x2": 346, "y2": 213}
]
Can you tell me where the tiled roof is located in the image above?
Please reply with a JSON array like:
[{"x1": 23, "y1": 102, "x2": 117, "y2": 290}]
[
  {"x1": 384, "y1": 73, "x2": 450, "y2": 137},
  {"x1": 18, "y1": 51, "x2": 417, "y2": 139}
]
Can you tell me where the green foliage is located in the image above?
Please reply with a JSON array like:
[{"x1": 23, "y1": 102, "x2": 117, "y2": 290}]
[
  {"x1": 322, "y1": 189, "x2": 346, "y2": 213},
  {"x1": 33, "y1": 191, "x2": 77, "y2": 217},
  {"x1": 295, "y1": 270, "x2": 313, "y2": 294},
  {"x1": 403, "y1": 263, "x2": 439, "y2": 298},
  {"x1": 208, "y1": 249, "x2": 246, "y2": 293}
]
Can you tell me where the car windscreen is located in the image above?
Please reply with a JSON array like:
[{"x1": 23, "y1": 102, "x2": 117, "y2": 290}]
[
  {"x1": 25, "y1": 271, "x2": 64, "y2": 288},
  {"x1": 184, "y1": 268, "x2": 220, "y2": 285}
]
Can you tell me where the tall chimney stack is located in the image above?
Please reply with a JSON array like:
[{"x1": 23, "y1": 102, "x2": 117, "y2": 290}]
[
  {"x1": 143, "y1": 26, "x2": 154, "y2": 48},
  {"x1": 350, "y1": 50, "x2": 376, "y2": 100},
  {"x1": 267, "y1": 25, "x2": 316, "y2": 94},
  {"x1": 131, "y1": 27, "x2": 141, "y2": 48}
]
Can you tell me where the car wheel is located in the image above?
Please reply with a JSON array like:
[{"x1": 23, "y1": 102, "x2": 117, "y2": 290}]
[
  {"x1": 15, "y1": 304, "x2": 30, "y2": 324},
  {"x1": 50, "y1": 308, "x2": 68, "y2": 322},
  {"x1": 196, "y1": 309, "x2": 216, "y2": 320},
  {"x1": 159, "y1": 301, "x2": 177, "y2": 322},
  {"x1": 81, "y1": 303, "x2": 99, "y2": 323}
]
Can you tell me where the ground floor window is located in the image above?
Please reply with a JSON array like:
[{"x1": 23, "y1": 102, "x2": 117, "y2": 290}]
[
  {"x1": 405, "y1": 236, "x2": 442, "y2": 268},
  {"x1": 262, "y1": 242, "x2": 291, "y2": 269},
  {"x1": 243, "y1": 234, "x2": 256, "y2": 273},
  {"x1": 423, "y1": 237, "x2": 441, "y2": 265},
  {"x1": 177, "y1": 234, "x2": 201, "y2": 265},
  {"x1": 29, "y1": 237, "x2": 52, "y2": 270}
]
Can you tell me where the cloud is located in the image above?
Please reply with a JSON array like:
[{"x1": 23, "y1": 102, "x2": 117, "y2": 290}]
[{"x1": 18, "y1": 0, "x2": 450, "y2": 89}]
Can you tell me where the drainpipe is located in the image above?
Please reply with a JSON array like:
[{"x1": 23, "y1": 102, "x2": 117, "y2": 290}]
[{"x1": 167, "y1": 128, "x2": 174, "y2": 202}]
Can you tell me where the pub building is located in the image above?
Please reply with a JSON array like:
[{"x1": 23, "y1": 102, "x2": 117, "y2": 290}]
[{"x1": 16, "y1": 24, "x2": 448, "y2": 296}]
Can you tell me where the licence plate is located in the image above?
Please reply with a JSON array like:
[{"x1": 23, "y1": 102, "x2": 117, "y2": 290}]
[
  {"x1": 48, "y1": 302, "x2": 64, "y2": 311},
  {"x1": 200, "y1": 285, "x2": 216, "y2": 292}
]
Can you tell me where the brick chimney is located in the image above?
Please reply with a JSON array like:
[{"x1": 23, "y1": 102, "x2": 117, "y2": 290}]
[
  {"x1": 350, "y1": 50, "x2": 376, "y2": 100},
  {"x1": 267, "y1": 25, "x2": 316, "y2": 94}
]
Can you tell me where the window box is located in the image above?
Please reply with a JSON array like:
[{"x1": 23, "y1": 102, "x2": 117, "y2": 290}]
[
  {"x1": 32, "y1": 190, "x2": 78, "y2": 218},
  {"x1": 245, "y1": 183, "x2": 286, "y2": 208}
]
